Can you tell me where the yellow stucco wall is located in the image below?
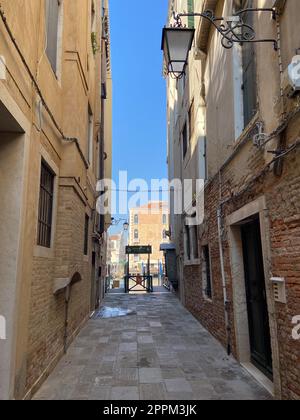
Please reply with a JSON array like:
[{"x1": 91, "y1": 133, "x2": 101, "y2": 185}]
[{"x1": 0, "y1": 0, "x2": 112, "y2": 400}]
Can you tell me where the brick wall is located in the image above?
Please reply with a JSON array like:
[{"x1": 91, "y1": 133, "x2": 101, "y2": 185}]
[
  {"x1": 183, "y1": 130, "x2": 300, "y2": 399},
  {"x1": 26, "y1": 185, "x2": 92, "y2": 393}
]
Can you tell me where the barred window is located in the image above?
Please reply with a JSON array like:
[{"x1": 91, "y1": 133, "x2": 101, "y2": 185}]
[{"x1": 37, "y1": 161, "x2": 55, "y2": 248}]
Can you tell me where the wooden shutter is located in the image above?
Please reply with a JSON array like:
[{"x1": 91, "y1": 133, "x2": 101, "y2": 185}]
[
  {"x1": 188, "y1": 0, "x2": 194, "y2": 29},
  {"x1": 46, "y1": 0, "x2": 60, "y2": 72}
]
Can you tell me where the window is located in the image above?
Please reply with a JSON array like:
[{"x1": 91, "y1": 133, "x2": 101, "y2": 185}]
[
  {"x1": 240, "y1": 0, "x2": 257, "y2": 127},
  {"x1": 185, "y1": 225, "x2": 191, "y2": 261},
  {"x1": 182, "y1": 122, "x2": 188, "y2": 160},
  {"x1": 45, "y1": 0, "x2": 61, "y2": 73},
  {"x1": 134, "y1": 214, "x2": 139, "y2": 225},
  {"x1": 134, "y1": 229, "x2": 139, "y2": 240},
  {"x1": 162, "y1": 230, "x2": 167, "y2": 240},
  {"x1": 134, "y1": 255, "x2": 139, "y2": 263},
  {"x1": 202, "y1": 245, "x2": 212, "y2": 299},
  {"x1": 191, "y1": 225, "x2": 199, "y2": 259},
  {"x1": 37, "y1": 161, "x2": 55, "y2": 248},
  {"x1": 162, "y1": 214, "x2": 167, "y2": 225},
  {"x1": 87, "y1": 106, "x2": 93, "y2": 165},
  {"x1": 84, "y1": 214, "x2": 89, "y2": 255}
]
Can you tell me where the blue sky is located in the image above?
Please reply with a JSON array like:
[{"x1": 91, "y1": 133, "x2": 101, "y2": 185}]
[{"x1": 109, "y1": 0, "x2": 169, "y2": 233}]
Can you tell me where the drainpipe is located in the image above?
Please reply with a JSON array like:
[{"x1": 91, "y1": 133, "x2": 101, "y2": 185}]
[{"x1": 217, "y1": 207, "x2": 231, "y2": 356}]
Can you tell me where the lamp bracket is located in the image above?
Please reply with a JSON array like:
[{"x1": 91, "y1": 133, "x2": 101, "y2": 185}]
[{"x1": 173, "y1": 8, "x2": 278, "y2": 51}]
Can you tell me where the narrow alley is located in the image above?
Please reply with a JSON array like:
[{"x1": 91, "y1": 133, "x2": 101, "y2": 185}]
[{"x1": 34, "y1": 292, "x2": 271, "y2": 401}]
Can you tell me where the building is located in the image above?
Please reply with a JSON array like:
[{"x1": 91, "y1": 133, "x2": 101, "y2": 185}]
[
  {"x1": 107, "y1": 233, "x2": 127, "y2": 280},
  {"x1": 165, "y1": 0, "x2": 300, "y2": 399},
  {"x1": 0, "y1": 0, "x2": 112, "y2": 400},
  {"x1": 129, "y1": 202, "x2": 169, "y2": 275}
]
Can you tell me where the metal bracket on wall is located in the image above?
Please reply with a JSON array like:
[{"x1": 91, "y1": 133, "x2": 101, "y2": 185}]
[{"x1": 173, "y1": 8, "x2": 279, "y2": 50}]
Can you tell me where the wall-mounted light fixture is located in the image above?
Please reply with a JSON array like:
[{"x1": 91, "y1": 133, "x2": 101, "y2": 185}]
[{"x1": 162, "y1": 8, "x2": 278, "y2": 79}]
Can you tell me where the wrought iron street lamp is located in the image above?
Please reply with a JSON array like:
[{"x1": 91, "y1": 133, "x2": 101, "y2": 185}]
[
  {"x1": 162, "y1": 8, "x2": 278, "y2": 79},
  {"x1": 161, "y1": 26, "x2": 195, "y2": 77}
]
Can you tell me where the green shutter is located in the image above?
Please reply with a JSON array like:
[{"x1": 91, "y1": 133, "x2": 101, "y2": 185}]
[{"x1": 188, "y1": 0, "x2": 194, "y2": 28}]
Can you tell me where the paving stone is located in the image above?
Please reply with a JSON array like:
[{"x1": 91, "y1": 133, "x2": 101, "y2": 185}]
[
  {"x1": 165, "y1": 378, "x2": 193, "y2": 393},
  {"x1": 138, "y1": 335, "x2": 154, "y2": 344},
  {"x1": 89, "y1": 386, "x2": 111, "y2": 400},
  {"x1": 139, "y1": 383, "x2": 167, "y2": 400},
  {"x1": 119, "y1": 342, "x2": 138, "y2": 353},
  {"x1": 33, "y1": 293, "x2": 272, "y2": 401},
  {"x1": 139, "y1": 368, "x2": 163, "y2": 384},
  {"x1": 149, "y1": 322, "x2": 162, "y2": 328},
  {"x1": 111, "y1": 386, "x2": 139, "y2": 400},
  {"x1": 113, "y1": 367, "x2": 139, "y2": 386}
]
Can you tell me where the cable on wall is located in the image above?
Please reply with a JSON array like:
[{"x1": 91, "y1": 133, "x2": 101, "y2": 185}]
[{"x1": 0, "y1": 4, "x2": 89, "y2": 169}]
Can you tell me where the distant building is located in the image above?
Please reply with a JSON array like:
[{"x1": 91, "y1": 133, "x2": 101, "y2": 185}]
[
  {"x1": 129, "y1": 202, "x2": 169, "y2": 275},
  {"x1": 107, "y1": 233, "x2": 127, "y2": 279}
]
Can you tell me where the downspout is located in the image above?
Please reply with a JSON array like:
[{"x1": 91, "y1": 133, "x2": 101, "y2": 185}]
[
  {"x1": 273, "y1": 11, "x2": 286, "y2": 177},
  {"x1": 217, "y1": 172, "x2": 231, "y2": 356}
]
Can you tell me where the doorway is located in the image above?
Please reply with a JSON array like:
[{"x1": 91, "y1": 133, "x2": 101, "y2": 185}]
[
  {"x1": 241, "y1": 217, "x2": 273, "y2": 379},
  {"x1": 0, "y1": 100, "x2": 26, "y2": 399},
  {"x1": 227, "y1": 197, "x2": 279, "y2": 395}
]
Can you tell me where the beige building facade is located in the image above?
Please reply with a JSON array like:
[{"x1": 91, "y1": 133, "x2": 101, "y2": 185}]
[
  {"x1": 166, "y1": 0, "x2": 300, "y2": 399},
  {"x1": 129, "y1": 202, "x2": 169, "y2": 274},
  {"x1": 0, "y1": 0, "x2": 112, "y2": 400},
  {"x1": 107, "y1": 233, "x2": 127, "y2": 279}
]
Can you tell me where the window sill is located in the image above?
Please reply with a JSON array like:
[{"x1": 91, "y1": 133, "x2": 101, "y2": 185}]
[
  {"x1": 234, "y1": 112, "x2": 259, "y2": 149},
  {"x1": 203, "y1": 295, "x2": 213, "y2": 303},
  {"x1": 184, "y1": 258, "x2": 200, "y2": 267},
  {"x1": 34, "y1": 245, "x2": 54, "y2": 259}
]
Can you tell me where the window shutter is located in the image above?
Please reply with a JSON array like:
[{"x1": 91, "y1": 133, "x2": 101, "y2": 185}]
[{"x1": 187, "y1": 0, "x2": 194, "y2": 29}]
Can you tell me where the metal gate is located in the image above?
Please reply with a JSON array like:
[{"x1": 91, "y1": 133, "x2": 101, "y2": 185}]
[{"x1": 124, "y1": 245, "x2": 153, "y2": 293}]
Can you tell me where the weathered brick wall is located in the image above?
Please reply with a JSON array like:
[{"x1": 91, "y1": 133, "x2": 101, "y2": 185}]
[
  {"x1": 266, "y1": 152, "x2": 300, "y2": 400},
  {"x1": 183, "y1": 126, "x2": 300, "y2": 399},
  {"x1": 26, "y1": 185, "x2": 92, "y2": 393}
]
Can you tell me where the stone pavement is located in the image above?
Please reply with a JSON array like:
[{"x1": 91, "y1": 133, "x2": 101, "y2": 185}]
[{"x1": 33, "y1": 292, "x2": 272, "y2": 400}]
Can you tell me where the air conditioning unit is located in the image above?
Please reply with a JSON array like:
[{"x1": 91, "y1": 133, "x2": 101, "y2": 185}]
[{"x1": 282, "y1": 55, "x2": 300, "y2": 97}]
